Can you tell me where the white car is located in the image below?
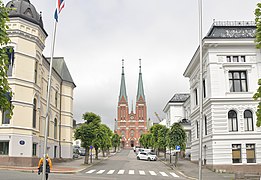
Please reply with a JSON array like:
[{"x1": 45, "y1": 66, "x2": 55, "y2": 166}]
[{"x1": 137, "y1": 152, "x2": 157, "y2": 161}]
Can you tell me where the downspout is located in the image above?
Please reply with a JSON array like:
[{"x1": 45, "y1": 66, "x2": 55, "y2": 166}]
[{"x1": 59, "y1": 81, "x2": 62, "y2": 158}]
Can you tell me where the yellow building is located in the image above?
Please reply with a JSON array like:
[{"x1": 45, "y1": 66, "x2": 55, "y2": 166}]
[{"x1": 0, "y1": 0, "x2": 76, "y2": 166}]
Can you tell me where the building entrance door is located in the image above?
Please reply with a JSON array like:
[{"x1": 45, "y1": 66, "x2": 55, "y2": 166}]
[{"x1": 130, "y1": 140, "x2": 134, "y2": 147}]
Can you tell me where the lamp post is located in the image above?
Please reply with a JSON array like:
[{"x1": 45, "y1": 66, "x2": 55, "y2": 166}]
[{"x1": 198, "y1": 0, "x2": 203, "y2": 179}]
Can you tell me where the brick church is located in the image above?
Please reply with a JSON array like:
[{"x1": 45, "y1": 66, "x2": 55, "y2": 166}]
[{"x1": 115, "y1": 60, "x2": 148, "y2": 148}]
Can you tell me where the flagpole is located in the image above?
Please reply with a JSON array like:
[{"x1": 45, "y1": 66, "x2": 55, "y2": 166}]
[
  {"x1": 42, "y1": 20, "x2": 58, "y2": 180},
  {"x1": 198, "y1": 0, "x2": 203, "y2": 179}
]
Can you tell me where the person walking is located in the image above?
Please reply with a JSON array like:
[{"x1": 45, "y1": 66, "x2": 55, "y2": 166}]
[{"x1": 38, "y1": 154, "x2": 53, "y2": 180}]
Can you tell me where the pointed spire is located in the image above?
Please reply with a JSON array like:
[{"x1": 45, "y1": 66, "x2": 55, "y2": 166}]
[
  {"x1": 136, "y1": 59, "x2": 145, "y2": 101},
  {"x1": 131, "y1": 100, "x2": 134, "y2": 112},
  {"x1": 119, "y1": 59, "x2": 128, "y2": 102}
]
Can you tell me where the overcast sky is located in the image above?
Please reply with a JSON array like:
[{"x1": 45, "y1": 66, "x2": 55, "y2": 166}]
[{"x1": 4, "y1": 0, "x2": 260, "y2": 130}]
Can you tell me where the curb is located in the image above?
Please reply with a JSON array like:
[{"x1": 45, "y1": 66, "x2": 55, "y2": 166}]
[{"x1": 159, "y1": 159, "x2": 198, "y2": 180}]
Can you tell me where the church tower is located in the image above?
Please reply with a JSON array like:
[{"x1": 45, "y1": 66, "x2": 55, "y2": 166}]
[{"x1": 115, "y1": 59, "x2": 147, "y2": 148}]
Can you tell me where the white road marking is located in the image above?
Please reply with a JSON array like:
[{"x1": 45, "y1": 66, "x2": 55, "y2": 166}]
[
  {"x1": 129, "y1": 170, "x2": 134, "y2": 174},
  {"x1": 107, "y1": 170, "x2": 115, "y2": 174},
  {"x1": 170, "y1": 172, "x2": 180, "y2": 177},
  {"x1": 96, "y1": 170, "x2": 105, "y2": 174},
  {"x1": 160, "y1": 172, "x2": 168, "y2": 177},
  {"x1": 139, "y1": 170, "x2": 145, "y2": 175},
  {"x1": 86, "y1": 169, "x2": 96, "y2": 174},
  {"x1": 118, "y1": 170, "x2": 125, "y2": 174},
  {"x1": 149, "y1": 171, "x2": 157, "y2": 176}
]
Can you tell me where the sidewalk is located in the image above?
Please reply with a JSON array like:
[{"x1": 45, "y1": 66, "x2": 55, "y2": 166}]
[
  {"x1": 0, "y1": 152, "x2": 117, "y2": 174},
  {"x1": 159, "y1": 154, "x2": 235, "y2": 180}
]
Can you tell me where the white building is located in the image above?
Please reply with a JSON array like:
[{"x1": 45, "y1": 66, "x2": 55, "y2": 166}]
[
  {"x1": 183, "y1": 21, "x2": 261, "y2": 172},
  {"x1": 0, "y1": 0, "x2": 76, "y2": 166},
  {"x1": 163, "y1": 93, "x2": 192, "y2": 153}
]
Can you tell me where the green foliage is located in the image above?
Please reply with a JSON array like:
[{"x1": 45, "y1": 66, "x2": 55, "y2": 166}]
[
  {"x1": 139, "y1": 133, "x2": 153, "y2": 149},
  {"x1": 0, "y1": 1, "x2": 13, "y2": 117},
  {"x1": 254, "y1": 4, "x2": 261, "y2": 127},
  {"x1": 253, "y1": 78, "x2": 261, "y2": 127},
  {"x1": 255, "y1": 3, "x2": 261, "y2": 48},
  {"x1": 74, "y1": 112, "x2": 102, "y2": 163},
  {"x1": 111, "y1": 133, "x2": 121, "y2": 152},
  {"x1": 168, "y1": 123, "x2": 187, "y2": 151},
  {"x1": 150, "y1": 124, "x2": 165, "y2": 150},
  {"x1": 158, "y1": 126, "x2": 169, "y2": 150}
]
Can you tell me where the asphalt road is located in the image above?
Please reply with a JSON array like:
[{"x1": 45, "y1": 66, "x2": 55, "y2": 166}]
[
  {"x1": 80, "y1": 149, "x2": 186, "y2": 180},
  {"x1": 0, "y1": 149, "x2": 186, "y2": 180}
]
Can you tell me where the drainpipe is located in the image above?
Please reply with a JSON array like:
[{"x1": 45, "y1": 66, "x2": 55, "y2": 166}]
[{"x1": 59, "y1": 81, "x2": 62, "y2": 158}]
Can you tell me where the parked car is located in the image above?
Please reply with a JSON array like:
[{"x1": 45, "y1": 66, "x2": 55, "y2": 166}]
[
  {"x1": 73, "y1": 148, "x2": 79, "y2": 159},
  {"x1": 137, "y1": 152, "x2": 157, "y2": 161},
  {"x1": 141, "y1": 148, "x2": 154, "y2": 153},
  {"x1": 79, "y1": 148, "x2": 86, "y2": 156},
  {"x1": 135, "y1": 148, "x2": 144, "y2": 155}
]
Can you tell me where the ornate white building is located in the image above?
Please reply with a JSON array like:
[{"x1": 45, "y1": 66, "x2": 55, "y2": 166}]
[
  {"x1": 0, "y1": 0, "x2": 76, "y2": 166},
  {"x1": 183, "y1": 21, "x2": 261, "y2": 172}
]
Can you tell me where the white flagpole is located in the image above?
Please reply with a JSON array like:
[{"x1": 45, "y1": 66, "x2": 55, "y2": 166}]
[
  {"x1": 198, "y1": 0, "x2": 203, "y2": 179},
  {"x1": 42, "y1": 20, "x2": 58, "y2": 180}
]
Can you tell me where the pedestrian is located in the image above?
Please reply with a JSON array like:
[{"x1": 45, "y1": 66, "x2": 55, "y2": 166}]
[{"x1": 38, "y1": 154, "x2": 53, "y2": 180}]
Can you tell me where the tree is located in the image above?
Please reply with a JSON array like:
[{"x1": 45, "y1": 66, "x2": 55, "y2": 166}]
[
  {"x1": 99, "y1": 124, "x2": 112, "y2": 157},
  {"x1": 74, "y1": 112, "x2": 101, "y2": 164},
  {"x1": 139, "y1": 133, "x2": 153, "y2": 149},
  {"x1": 150, "y1": 124, "x2": 165, "y2": 155},
  {"x1": 254, "y1": 4, "x2": 261, "y2": 127},
  {"x1": 111, "y1": 133, "x2": 121, "y2": 152},
  {"x1": 158, "y1": 126, "x2": 169, "y2": 160},
  {"x1": 168, "y1": 123, "x2": 186, "y2": 167},
  {"x1": 0, "y1": 1, "x2": 13, "y2": 118}
]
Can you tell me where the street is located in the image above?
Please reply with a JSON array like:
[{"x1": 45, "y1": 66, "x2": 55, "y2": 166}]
[{"x1": 0, "y1": 149, "x2": 185, "y2": 180}]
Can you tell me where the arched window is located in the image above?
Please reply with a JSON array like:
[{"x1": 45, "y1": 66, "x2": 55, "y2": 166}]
[
  {"x1": 121, "y1": 130, "x2": 125, "y2": 137},
  {"x1": 130, "y1": 129, "x2": 135, "y2": 137},
  {"x1": 55, "y1": 91, "x2": 58, "y2": 107},
  {"x1": 228, "y1": 110, "x2": 238, "y2": 132},
  {"x1": 54, "y1": 118, "x2": 58, "y2": 139},
  {"x1": 33, "y1": 98, "x2": 37, "y2": 128},
  {"x1": 139, "y1": 130, "x2": 143, "y2": 136},
  {"x1": 244, "y1": 110, "x2": 254, "y2": 131},
  {"x1": 34, "y1": 61, "x2": 38, "y2": 83}
]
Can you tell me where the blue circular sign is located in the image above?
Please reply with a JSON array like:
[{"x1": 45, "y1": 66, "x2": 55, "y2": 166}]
[
  {"x1": 19, "y1": 140, "x2": 25, "y2": 145},
  {"x1": 90, "y1": 145, "x2": 93, "y2": 149}
]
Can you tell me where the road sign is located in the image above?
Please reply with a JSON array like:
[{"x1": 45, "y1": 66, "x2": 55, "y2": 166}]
[
  {"x1": 175, "y1": 145, "x2": 180, "y2": 151},
  {"x1": 90, "y1": 145, "x2": 93, "y2": 149}
]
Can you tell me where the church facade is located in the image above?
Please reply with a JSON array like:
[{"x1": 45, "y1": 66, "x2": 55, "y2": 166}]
[{"x1": 115, "y1": 60, "x2": 147, "y2": 148}]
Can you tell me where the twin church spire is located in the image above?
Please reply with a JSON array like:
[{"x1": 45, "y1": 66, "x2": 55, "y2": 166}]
[{"x1": 118, "y1": 59, "x2": 146, "y2": 103}]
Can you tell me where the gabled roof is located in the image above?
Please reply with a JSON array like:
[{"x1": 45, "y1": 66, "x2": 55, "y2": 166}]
[
  {"x1": 169, "y1": 93, "x2": 190, "y2": 103},
  {"x1": 46, "y1": 57, "x2": 76, "y2": 87}
]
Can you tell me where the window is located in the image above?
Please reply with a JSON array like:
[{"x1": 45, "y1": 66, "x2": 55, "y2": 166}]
[
  {"x1": 226, "y1": 56, "x2": 246, "y2": 63},
  {"x1": 55, "y1": 91, "x2": 58, "y2": 107},
  {"x1": 34, "y1": 61, "x2": 38, "y2": 83},
  {"x1": 196, "y1": 121, "x2": 199, "y2": 139},
  {"x1": 130, "y1": 130, "x2": 135, "y2": 137},
  {"x1": 2, "y1": 93, "x2": 12, "y2": 124},
  {"x1": 203, "y1": 79, "x2": 206, "y2": 98},
  {"x1": 6, "y1": 47, "x2": 14, "y2": 76},
  {"x1": 54, "y1": 146, "x2": 57, "y2": 158},
  {"x1": 228, "y1": 110, "x2": 238, "y2": 132},
  {"x1": 204, "y1": 116, "x2": 207, "y2": 135},
  {"x1": 232, "y1": 144, "x2": 241, "y2": 163},
  {"x1": 54, "y1": 118, "x2": 58, "y2": 139},
  {"x1": 244, "y1": 110, "x2": 254, "y2": 131},
  {"x1": 229, "y1": 71, "x2": 248, "y2": 92},
  {"x1": 194, "y1": 89, "x2": 198, "y2": 106},
  {"x1": 33, "y1": 98, "x2": 37, "y2": 128},
  {"x1": 233, "y1": 56, "x2": 238, "y2": 62},
  {"x1": 0, "y1": 141, "x2": 9, "y2": 155},
  {"x1": 246, "y1": 144, "x2": 256, "y2": 163},
  {"x1": 226, "y1": 56, "x2": 231, "y2": 62},
  {"x1": 121, "y1": 130, "x2": 125, "y2": 137},
  {"x1": 32, "y1": 143, "x2": 37, "y2": 156}
]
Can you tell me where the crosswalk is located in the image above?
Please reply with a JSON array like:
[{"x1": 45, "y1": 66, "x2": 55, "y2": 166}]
[{"x1": 85, "y1": 169, "x2": 180, "y2": 178}]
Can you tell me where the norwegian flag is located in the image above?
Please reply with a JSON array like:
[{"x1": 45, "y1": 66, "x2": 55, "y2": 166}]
[{"x1": 54, "y1": 0, "x2": 65, "y2": 22}]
